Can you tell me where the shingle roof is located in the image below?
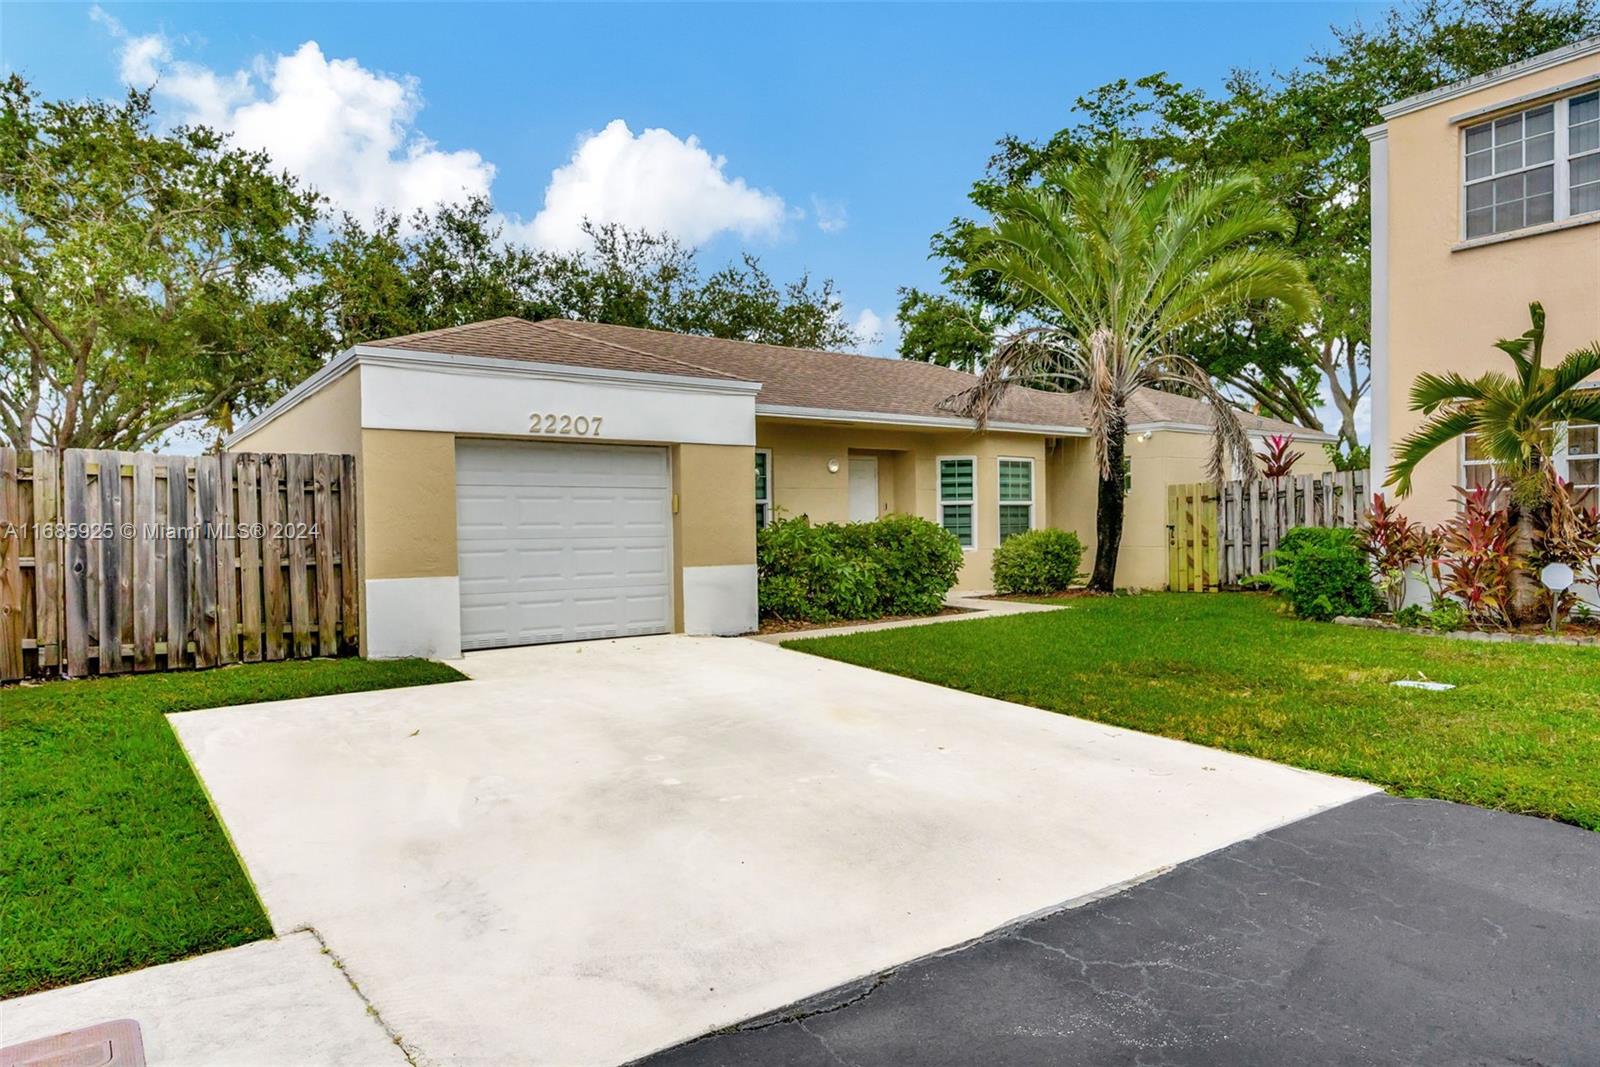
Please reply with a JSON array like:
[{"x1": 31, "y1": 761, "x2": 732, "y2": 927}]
[{"x1": 360, "y1": 317, "x2": 1324, "y2": 438}]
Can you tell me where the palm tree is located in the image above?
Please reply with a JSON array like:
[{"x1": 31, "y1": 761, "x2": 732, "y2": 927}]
[
  {"x1": 1388, "y1": 302, "x2": 1600, "y2": 619},
  {"x1": 944, "y1": 146, "x2": 1317, "y2": 592}
]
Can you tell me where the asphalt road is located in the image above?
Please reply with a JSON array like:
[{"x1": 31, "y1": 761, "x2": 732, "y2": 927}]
[{"x1": 636, "y1": 794, "x2": 1600, "y2": 1067}]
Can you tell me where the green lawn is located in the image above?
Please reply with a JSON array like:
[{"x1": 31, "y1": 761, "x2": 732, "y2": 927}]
[
  {"x1": 1, "y1": 657, "x2": 464, "y2": 998},
  {"x1": 788, "y1": 593, "x2": 1600, "y2": 830}
]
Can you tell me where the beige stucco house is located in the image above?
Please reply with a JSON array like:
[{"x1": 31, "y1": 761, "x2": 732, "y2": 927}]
[
  {"x1": 230, "y1": 318, "x2": 1326, "y2": 659},
  {"x1": 1366, "y1": 36, "x2": 1600, "y2": 527}
]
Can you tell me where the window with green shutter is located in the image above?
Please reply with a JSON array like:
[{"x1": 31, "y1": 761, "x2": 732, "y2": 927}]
[
  {"x1": 755, "y1": 450, "x2": 772, "y2": 528},
  {"x1": 997, "y1": 458, "x2": 1033, "y2": 540},
  {"x1": 938, "y1": 457, "x2": 975, "y2": 547}
]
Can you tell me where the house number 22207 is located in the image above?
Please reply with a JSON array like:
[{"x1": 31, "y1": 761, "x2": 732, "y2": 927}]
[{"x1": 529, "y1": 412, "x2": 604, "y2": 436}]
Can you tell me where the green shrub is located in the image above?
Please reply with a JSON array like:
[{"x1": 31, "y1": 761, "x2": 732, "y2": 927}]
[
  {"x1": 756, "y1": 514, "x2": 962, "y2": 622},
  {"x1": 1255, "y1": 525, "x2": 1376, "y2": 621},
  {"x1": 1288, "y1": 540, "x2": 1378, "y2": 621},
  {"x1": 837, "y1": 513, "x2": 966, "y2": 615},
  {"x1": 991, "y1": 529, "x2": 1085, "y2": 596}
]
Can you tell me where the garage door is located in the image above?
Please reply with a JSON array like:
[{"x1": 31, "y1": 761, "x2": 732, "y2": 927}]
[{"x1": 455, "y1": 440, "x2": 673, "y2": 649}]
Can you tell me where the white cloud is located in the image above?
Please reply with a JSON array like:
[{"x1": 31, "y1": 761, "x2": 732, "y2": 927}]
[
  {"x1": 98, "y1": 12, "x2": 493, "y2": 224},
  {"x1": 811, "y1": 196, "x2": 848, "y2": 234},
  {"x1": 517, "y1": 119, "x2": 787, "y2": 251},
  {"x1": 849, "y1": 307, "x2": 899, "y2": 357}
]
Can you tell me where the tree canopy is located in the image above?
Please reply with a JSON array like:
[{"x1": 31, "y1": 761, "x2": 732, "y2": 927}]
[
  {"x1": 900, "y1": 0, "x2": 1600, "y2": 446},
  {"x1": 1, "y1": 79, "x2": 862, "y2": 451}
]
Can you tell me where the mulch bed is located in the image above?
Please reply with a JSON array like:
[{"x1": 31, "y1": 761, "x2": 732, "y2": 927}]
[
  {"x1": 1336, "y1": 615, "x2": 1600, "y2": 647},
  {"x1": 756, "y1": 606, "x2": 975, "y2": 635}
]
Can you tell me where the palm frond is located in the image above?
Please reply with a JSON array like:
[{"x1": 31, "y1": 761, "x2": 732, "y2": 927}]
[{"x1": 1388, "y1": 409, "x2": 1477, "y2": 496}]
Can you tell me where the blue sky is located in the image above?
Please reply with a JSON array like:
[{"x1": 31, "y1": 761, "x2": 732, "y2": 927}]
[{"x1": 7, "y1": 1, "x2": 1374, "y2": 359}]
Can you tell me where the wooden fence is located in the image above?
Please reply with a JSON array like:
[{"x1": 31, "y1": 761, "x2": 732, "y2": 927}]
[
  {"x1": 1166, "y1": 470, "x2": 1370, "y2": 592},
  {"x1": 1, "y1": 448, "x2": 358, "y2": 681}
]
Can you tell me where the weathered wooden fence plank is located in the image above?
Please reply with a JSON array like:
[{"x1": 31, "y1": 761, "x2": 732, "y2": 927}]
[
  {"x1": 285, "y1": 453, "x2": 313, "y2": 658},
  {"x1": 132, "y1": 453, "x2": 159, "y2": 671},
  {"x1": 313, "y1": 454, "x2": 338, "y2": 656},
  {"x1": 261, "y1": 453, "x2": 288, "y2": 662},
  {"x1": 94, "y1": 451, "x2": 124, "y2": 674},
  {"x1": 32, "y1": 450, "x2": 62, "y2": 671},
  {"x1": 0, "y1": 448, "x2": 23, "y2": 681},
  {"x1": 193, "y1": 455, "x2": 221, "y2": 669},
  {"x1": 236, "y1": 454, "x2": 263, "y2": 662},
  {"x1": 339, "y1": 453, "x2": 359, "y2": 653},
  {"x1": 166, "y1": 457, "x2": 191, "y2": 670},
  {"x1": 63, "y1": 451, "x2": 90, "y2": 676},
  {"x1": 215, "y1": 456, "x2": 239, "y2": 666}
]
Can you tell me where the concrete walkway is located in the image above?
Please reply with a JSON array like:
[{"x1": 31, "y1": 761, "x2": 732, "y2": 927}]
[
  {"x1": 164, "y1": 636, "x2": 1372, "y2": 1066},
  {"x1": 0, "y1": 933, "x2": 406, "y2": 1067},
  {"x1": 745, "y1": 592, "x2": 1063, "y2": 644},
  {"x1": 640, "y1": 794, "x2": 1600, "y2": 1066}
]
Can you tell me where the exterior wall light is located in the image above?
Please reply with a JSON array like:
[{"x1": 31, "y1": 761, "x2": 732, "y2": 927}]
[{"x1": 827, "y1": 458, "x2": 840, "y2": 473}]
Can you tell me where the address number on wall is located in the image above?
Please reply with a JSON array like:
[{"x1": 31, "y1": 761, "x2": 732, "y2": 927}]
[{"x1": 529, "y1": 412, "x2": 605, "y2": 436}]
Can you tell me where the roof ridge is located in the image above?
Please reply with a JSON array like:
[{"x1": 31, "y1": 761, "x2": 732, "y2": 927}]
[
  {"x1": 532, "y1": 320, "x2": 742, "y2": 381},
  {"x1": 362, "y1": 316, "x2": 528, "y2": 348},
  {"x1": 563, "y1": 319, "x2": 982, "y2": 383}
]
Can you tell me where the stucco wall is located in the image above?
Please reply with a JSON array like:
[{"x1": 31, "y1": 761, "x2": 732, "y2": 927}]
[
  {"x1": 1378, "y1": 51, "x2": 1600, "y2": 527},
  {"x1": 231, "y1": 366, "x2": 363, "y2": 458},
  {"x1": 756, "y1": 419, "x2": 1055, "y2": 590}
]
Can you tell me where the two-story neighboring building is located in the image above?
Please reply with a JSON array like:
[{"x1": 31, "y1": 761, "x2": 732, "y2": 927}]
[{"x1": 1366, "y1": 36, "x2": 1600, "y2": 527}]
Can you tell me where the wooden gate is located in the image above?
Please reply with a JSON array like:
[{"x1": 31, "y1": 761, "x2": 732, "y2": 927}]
[
  {"x1": 1166, "y1": 483, "x2": 1219, "y2": 592},
  {"x1": 0, "y1": 447, "x2": 358, "y2": 681}
]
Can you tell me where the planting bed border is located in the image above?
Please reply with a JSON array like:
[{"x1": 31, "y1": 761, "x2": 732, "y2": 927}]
[{"x1": 1334, "y1": 616, "x2": 1600, "y2": 648}]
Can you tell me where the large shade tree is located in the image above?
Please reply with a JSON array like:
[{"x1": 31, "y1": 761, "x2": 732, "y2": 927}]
[
  {"x1": 947, "y1": 146, "x2": 1317, "y2": 591},
  {"x1": 903, "y1": 0, "x2": 1600, "y2": 449},
  {"x1": 0, "y1": 77, "x2": 324, "y2": 450},
  {"x1": 1387, "y1": 303, "x2": 1600, "y2": 618}
]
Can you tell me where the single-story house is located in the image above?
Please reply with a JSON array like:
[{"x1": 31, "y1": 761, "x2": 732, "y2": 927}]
[{"x1": 229, "y1": 318, "x2": 1331, "y2": 658}]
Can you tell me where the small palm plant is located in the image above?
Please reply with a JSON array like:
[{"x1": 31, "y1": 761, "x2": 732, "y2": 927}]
[
  {"x1": 944, "y1": 146, "x2": 1317, "y2": 591},
  {"x1": 1388, "y1": 303, "x2": 1600, "y2": 620}
]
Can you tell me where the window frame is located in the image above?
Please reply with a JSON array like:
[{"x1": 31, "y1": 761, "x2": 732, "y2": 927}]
[
  {"x1": 1461, "y1": 90, "x2": 1600, "y2": 240},
  {"x1": 937, "y1": 455, "x2": 977, "y2": 550},
  {"x1": 754, "y1": 448, "x2": 773, "y2": 529},
  {"x1": 1558, "y1": 421, "x2": 1600, "y2": 511},
  {"x1": 1459, "y1": 432, "x2": 1499, "y2": 497},
  {"x1": 996, "y1": 456, "x2": 1035, "y2": 542}
]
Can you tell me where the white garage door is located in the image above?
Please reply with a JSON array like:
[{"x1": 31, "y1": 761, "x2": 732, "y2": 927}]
[{"x1": 455, "y1": 440, "x2": 673, "y2": 649}]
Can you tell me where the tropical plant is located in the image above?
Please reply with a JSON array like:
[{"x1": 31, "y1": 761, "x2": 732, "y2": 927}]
[
  {"x1": 1324, "y1": 440, "x2": 1371, "y2": 473},
  {"x1": 943, "y1": 146, "x2": 1317, "y2": 591},
  {"x1": 1256, "y1": 434, "x2": 1303, "y2": 478},
  {"x1": 1253, "y1": 526, "x2": 1375, "y2": 621},
  {"x1": 1531, "y1": 472, "x2": 1600, "y2": 626},
  {"x1": 1358, "y1": 493, "x2": 1432, "y2": 614},
  {"x1": 1429, "y1": 486, "x2": 1522, "y2": 630},
  {"x1": 1388, "y1": 303, "x2": 1600, "y2": 620}
]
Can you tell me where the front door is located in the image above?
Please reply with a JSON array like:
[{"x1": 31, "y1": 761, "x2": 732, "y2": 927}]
[{"x1": 848, "y1": 457, "x2": 879, "y2": 522}]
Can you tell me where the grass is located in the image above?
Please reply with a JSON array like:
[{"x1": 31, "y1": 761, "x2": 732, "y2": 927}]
[
  {"x1": 1, "y1": 656, "x2": 464, "y2": 999},
  {"x1": 787, "y1": 593, "x2": 1600, "y2": 831}
]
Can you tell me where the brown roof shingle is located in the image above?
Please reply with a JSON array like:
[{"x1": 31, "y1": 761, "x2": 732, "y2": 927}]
[{"x1": 360, "y1": 317, "x2": 1325, "y2": 438}]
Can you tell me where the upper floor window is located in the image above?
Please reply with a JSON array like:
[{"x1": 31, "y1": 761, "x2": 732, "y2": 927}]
[{"x1": 1463, "y1": 91, "x2": 1600, "y2": 239}]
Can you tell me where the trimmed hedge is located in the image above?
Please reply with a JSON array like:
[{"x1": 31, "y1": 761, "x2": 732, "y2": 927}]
[
  {"x1": 757, "y1": 514, "x2": 964, "y2": 623},
  {"x1": 1259, "y1": 526, "x2": 1377, "y2": 621},
  {"x1": 991, "y1": 529, "x2": 1085, "y2": 596}
]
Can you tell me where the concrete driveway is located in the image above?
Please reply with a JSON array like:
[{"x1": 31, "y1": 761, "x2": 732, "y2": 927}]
[{"x1": 167, "y1": 635, "x2": 1372, "y2": 1066}]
